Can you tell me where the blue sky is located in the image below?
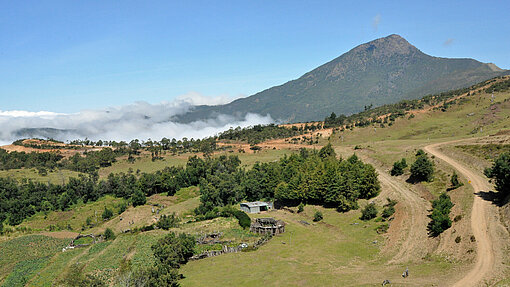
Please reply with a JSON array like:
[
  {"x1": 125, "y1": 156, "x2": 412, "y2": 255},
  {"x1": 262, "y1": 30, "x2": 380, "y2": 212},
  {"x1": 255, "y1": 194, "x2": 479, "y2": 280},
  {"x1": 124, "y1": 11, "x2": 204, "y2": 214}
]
[{"x1": 1, "y1": 0, "x2": 509, "y2": 113}]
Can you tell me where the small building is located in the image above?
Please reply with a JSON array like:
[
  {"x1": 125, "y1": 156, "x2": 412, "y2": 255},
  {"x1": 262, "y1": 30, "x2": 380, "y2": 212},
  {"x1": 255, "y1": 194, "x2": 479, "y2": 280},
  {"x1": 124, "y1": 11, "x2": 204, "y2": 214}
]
[
  {"x1": 240, "y1": 201, "x2": 273, "y2": 214},
  {"x1": 250, "y1": 217, "x2": 285, "y2": 236}
]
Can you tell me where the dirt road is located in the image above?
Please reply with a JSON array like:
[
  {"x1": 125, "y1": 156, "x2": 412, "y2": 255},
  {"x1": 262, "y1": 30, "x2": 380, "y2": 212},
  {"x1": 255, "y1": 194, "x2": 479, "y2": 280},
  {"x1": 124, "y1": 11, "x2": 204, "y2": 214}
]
[
  {"x1": 376, "y1": 169, "x2": 431, "y2": 264},
  {"x1": 335, "y1": 146, "x2": 431, "y2": 264},
  {"x1": 425, "y1": 142, "x2": 497, "y2": 287}
]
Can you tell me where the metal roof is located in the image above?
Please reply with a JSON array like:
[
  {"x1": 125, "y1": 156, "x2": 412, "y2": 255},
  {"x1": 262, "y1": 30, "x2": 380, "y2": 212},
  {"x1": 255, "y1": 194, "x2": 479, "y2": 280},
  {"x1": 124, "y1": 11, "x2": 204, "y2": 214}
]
[{"x1": 240, "y1": 201, "x2": 271, "y2": 208}]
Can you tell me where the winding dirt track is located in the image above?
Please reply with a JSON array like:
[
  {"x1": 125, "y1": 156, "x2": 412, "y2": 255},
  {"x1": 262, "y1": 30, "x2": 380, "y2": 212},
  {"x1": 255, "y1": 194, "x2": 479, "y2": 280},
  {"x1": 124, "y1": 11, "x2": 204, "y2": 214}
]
[
  {"x1": 425, "y1": 142, "x2": 496, "y2": 287},
  {"x1": 344, "y1": 149, "x2": 431, "y2": 264},
  {"x1": 376, "y1": 166, "x2": 430, "y2": 264}
]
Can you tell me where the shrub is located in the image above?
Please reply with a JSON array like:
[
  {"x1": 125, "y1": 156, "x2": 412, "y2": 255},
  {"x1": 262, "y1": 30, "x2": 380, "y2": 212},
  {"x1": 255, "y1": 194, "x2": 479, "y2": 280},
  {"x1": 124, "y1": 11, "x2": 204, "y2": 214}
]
[
  {"x1": 484, "y1": 152, "x2": 510, "y2": 197},
  {"x1": 313, "y1": 211, "x2": 323, "y2": 222},
  {"x1": 131, "y1": 189, "x2": 146, "y2": 207},
  {"x1": 454, "y1": 215, "x2": 462, "y2": 222},
  {"x1": 102, "y1": 207, "x2": 113, "y2": 220},
  {"x1": 391, "y1": 158, "x2": 407, "y2": 176},
  {"x1": 455, "y1": 236, "x2": 461, "y2": 243},
  {"x1": 117, "y1": 202, "x2": 127, "y2": 214},
  {"x1": 428, "y1": 193, "x2": 453, "y2": 236},
  {"x1": 381, "y1": 206, "x2": 395, "y2": 218},
  {"x1": 139, "y1": 224, "x2": 155, "y2": 232},
  {"x1": 297, "y1": 203, "x2": 305, "y2": 213},
  {"x1": 410, "y1": 150, "x2": 434, "y2": 182},
  {"x1": 233, "y1": 210, "x2": 251, "y2": 229},
  {"x1": 156, "y1": 213, "x2": 179, "y2": 230},
  {"x1": 104, "y1": 228, "x2": 115, "y2": 241},
  {"x1": 360, "y1": 203, "x2": 378, "y2": 220},
  {"x1": 449, "y1": 172, "x2": 463, "y2": 190}
]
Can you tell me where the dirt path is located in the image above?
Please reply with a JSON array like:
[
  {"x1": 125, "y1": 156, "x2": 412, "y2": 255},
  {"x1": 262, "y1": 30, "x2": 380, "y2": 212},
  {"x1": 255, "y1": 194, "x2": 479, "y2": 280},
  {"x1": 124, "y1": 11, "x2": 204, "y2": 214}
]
[
  {"x1": 376, "y1": 170, "x2": 431, "y2": 264},
  {"x1": 424, "y1": 142, "x2": 500, "y2": 287},
  {"x1": 335, "y1": 146, "x2": 431, "y2": 264}
]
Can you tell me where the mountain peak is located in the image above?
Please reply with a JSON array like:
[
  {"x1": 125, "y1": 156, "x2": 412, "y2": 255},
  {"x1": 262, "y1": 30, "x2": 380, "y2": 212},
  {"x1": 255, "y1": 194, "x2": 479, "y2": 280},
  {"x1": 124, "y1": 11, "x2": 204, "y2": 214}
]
[
  {"x1": 350, "y1": 34, "x2": 418, "y2": 57},
  {"x1": 177, "y1": 35, "x2": 506, "y2": 123}
]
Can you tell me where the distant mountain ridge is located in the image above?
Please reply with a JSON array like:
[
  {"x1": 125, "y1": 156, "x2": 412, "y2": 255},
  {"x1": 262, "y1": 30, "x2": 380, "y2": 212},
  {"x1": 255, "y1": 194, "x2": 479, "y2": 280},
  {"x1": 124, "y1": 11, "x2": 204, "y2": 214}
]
[{"x1": 177, "y1": 34, "x2": 507, "y2": 123}]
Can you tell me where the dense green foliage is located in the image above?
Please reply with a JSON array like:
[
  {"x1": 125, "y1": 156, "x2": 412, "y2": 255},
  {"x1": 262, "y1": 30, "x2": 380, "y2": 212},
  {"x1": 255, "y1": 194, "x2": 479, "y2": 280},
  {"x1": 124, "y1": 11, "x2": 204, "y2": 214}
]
[
  {"x1": 0, "y1": 147, "x2": 118, "y2": 174},
  {"x1": 156, "y1": 213, "x2": 180, "y2": 230},
  {"x1": 313, "y1": 211, "x2": 323, "y2": 222},
  {"x1": 324, "y1": 113, "x2": 347, "y2": 128},
  {"x1": 297, "y1": 202, "x2": 305, "y2": 213},
  {"x1": 0, "y1": 154, "x2": 246, "y2": 226},
  {"x1": 101, "y1": 206, "x2": 113, "y2": 220},
  {"x1": 131, "y1": 189, "x2": 147, "y2": 207},
  {"x1": 390, "y1": 158, "x2": 408, "y2": 176},
  {"x1": 381, "y1": 198, "x2": 397, "y2": 219},
  {"x1": 410, "y1": 150, "x2": 434, "y2": 182},
  {"x1": 104, "y1": 228, "x2": 115, "y2": 241},
  {"x1": 428, "y1": 193, "x2": 454, "y2": 236},
  {"x1": 131, "y1": 232, "x2": 195, "y2": 286},
  {"x1": 0, "y1": 145, "x2": 379, "y2": 229},
  {"x1": 196, "y1": 146, "x2": 380, "y2": 215},
  {"x1": 233, "y1": 210, "x2": 251, "y2": 229},
  {"x1": 484, "y1": 152, "x2": 510, "y2": 196},
  {"x1": 360, "y1": 203, "x2": 378, "y2": 220},
  {"x1": 0, "y1": 148, "x2": 63, "y2": 170}
]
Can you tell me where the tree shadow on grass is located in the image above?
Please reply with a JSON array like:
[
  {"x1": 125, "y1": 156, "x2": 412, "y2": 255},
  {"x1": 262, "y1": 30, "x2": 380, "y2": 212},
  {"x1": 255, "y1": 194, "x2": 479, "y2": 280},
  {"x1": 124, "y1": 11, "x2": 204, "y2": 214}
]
[{"x1": 475, "y1": 190, "x2": 508, "y2": 207}]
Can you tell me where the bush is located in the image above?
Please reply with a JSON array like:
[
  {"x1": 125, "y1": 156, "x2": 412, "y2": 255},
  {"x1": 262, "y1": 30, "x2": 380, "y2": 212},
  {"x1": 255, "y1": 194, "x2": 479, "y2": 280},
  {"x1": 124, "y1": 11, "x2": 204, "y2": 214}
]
[
  {"x1": 428, "y1": 193, "x2": 453, "y2": 236},
  {"x1": 233, "y1": 210, "x2": 251, "y2": 229},
  {"x1": 454, "y1": 215, "x2": 462, "y2": 222},
  {"x1": 381, "y1": 206, "x2": 395, "y2": 218},
  {"x1": 297, "y1": 203, "x2": 305, "y2": 213},
  {"x1": 484, "y1": 152, "x2": 510, "y2": 197},
  {"x1": 102, "y1": 207, "x2": 113, "y2": 220},
  {"x1": 156, "y1": 213, "x2": 179, "y2": 230},
  {"x1": 410, "y1": 150, "x2": 434, "y2": 182},
  {"x1": 391, "y1": 158, "x2": 408, "y2": 176},
  {"x1": 131, "y1": 189, "x2": 146, "y2": 207},
  {"x1": 313, "y1": 211, "x2": 323, "y2": 222},
  {"x1": 104, "y1": 228, "x2": 115, "y2": 241},
  {"x1": 449, "y1": 172, "x2": 463, "y2": 190},
  {"x1": 117, "y1": 202, "x2": 127, "y2": 214},
  {"x1": 455, "y1": 236, "x2": 461, "y2": 243},
  {"x1": 382, "y1": 198, "x2": 397, "y2": 219},
  {"x1": 360, "y1": 203, "x2": 378, "y2": 220}
]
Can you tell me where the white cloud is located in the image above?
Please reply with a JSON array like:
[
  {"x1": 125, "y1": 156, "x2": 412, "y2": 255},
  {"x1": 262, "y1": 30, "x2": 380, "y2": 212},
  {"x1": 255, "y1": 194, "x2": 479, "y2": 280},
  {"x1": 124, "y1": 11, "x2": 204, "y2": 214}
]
[
  {"x1": 372, "y1": 14, "x2": 381, "y2": 31},
  {"x1": 0, "y1": 110, "x2": 63, "y2": 118},
  {"x1": 175, "y1": 92, "x2": 245, "y2": 106},
  {"x1": 0, "y1": 96, "x2": 272, "y2": 145}
]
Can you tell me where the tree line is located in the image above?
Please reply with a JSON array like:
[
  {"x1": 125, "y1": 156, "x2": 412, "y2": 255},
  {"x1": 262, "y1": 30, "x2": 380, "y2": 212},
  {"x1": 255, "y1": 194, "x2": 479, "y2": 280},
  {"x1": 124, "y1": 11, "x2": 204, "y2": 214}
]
[
  {"x1": 0, "y1": 146, "x2": 381, "y2": 232},
  {"x1": 195, "y1": 144, "x2": 381, "y2": 216}
]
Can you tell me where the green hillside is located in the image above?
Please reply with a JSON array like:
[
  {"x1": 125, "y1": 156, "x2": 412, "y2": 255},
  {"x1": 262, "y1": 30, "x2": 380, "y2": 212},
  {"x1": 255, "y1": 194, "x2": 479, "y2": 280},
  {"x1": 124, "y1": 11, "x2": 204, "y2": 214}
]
[{"x1": 178, "y1": 34, "x2": 507, "y2": 123}]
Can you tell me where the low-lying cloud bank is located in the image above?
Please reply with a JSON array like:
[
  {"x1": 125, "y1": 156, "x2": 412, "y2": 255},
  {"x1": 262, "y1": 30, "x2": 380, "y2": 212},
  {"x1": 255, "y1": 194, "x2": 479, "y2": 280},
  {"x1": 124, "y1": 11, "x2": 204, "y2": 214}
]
[{"x1": 0, "y1": 96, "x2": 272, "y2": 145}]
